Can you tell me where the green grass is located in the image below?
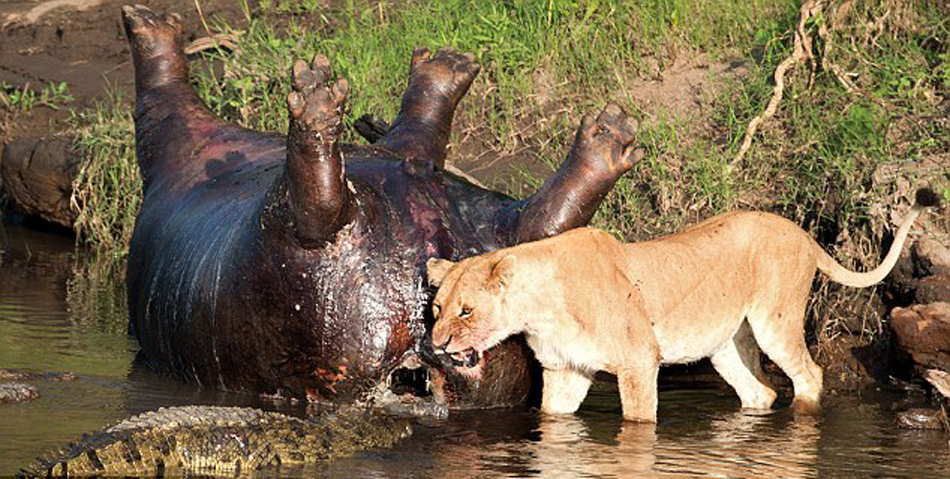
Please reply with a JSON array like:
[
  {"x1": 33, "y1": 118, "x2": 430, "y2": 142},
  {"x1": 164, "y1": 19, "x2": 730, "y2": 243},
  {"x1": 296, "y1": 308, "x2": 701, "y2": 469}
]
[
  {"x1": 67, "y1": 0, "x2": 948, "y2": 343},
  {"x1": 69, "y1": 91, "x2": 139, "y2": 256},
  {"x1": 195, "y1": 0, "x2": 793, "y2": 141},
  {"x1": 0, "y1": 81, "x2": 72, "y2": 112}
]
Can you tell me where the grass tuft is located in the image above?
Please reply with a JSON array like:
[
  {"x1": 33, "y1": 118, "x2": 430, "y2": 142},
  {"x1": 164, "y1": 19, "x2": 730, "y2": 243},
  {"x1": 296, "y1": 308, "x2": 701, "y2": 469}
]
[{"x1": 69, "y1": 91, "x2": 140, "y2": 256}]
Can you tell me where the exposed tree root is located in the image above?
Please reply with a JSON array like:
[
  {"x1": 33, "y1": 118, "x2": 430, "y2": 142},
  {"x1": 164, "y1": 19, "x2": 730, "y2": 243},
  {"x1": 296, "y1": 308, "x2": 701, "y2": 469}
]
[
  {"x1": 730, "y1": 0, "x2": 825, "y2": 167},
  {"x1": 184, "y1": 33, "x2": 242, "y2": 55},
  {"x1": 819, "y1": 0, "x2": 857, "y2": 93}
]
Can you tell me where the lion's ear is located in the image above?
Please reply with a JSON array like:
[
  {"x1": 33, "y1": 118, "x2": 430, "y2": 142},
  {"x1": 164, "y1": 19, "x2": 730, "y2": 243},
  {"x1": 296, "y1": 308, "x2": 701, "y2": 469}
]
[
  {"x1": 490, "y1": 254, "x2": 517, "y2": 289},
  {"x1": 427, "y1": 258, "x2": 455, "y2": 287}
]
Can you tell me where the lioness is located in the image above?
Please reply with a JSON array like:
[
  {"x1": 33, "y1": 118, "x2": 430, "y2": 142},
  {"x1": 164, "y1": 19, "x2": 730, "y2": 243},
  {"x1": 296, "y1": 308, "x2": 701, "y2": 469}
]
[{"x1": 426, "y1": 190, "x2": 939, "y2": 422}]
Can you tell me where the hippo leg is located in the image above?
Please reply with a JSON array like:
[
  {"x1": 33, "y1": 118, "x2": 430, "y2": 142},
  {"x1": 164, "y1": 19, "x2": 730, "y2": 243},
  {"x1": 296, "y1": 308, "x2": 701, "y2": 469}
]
[
  {"x1": 262, "y1": 55, "x2": 355, "y2": 246},
  {"x1": 375, "y1": 48, "x2": 480, "y2": 167},
  {"x1": 122, "y1": 5, "x2": 265, "y2": 188},
  {"x1": 509, "y1": 103, "x2": 644, "y2": 242},
  {"x1": 121, "y1": 5, "x2": 189, "y2": 94}
]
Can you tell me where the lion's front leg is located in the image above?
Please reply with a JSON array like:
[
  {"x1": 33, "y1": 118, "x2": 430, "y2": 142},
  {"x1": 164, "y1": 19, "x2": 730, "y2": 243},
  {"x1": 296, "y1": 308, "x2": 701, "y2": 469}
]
[
  {"x1": 541, "y1": 368, "x2": 594, "y2": 415},
  {"x1": 617, "y1": 361, "x2": 659, "y2": 423}
]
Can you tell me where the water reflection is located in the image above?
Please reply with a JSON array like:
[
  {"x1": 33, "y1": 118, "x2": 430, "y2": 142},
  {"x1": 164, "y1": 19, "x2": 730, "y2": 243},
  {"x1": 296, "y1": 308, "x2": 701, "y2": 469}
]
[
  {"x1": 812, "y1": 397, "x2": 950, "y2": 477},
  {"x1": 523, "y1": 404, "x2": 818, "y2": 477},
  {"x1": 659, "y1": 408, "x2": 819, "y2": 477},
  {"x1": 529, "y1": 415, "x2": 657, "y2": 477},
  {"x1": 340, "y1": 386, "x2": 948, "y2": 478},
  {"x1": 0, "y1": 225, "x2": 132, "y2": 376},
  {"x1": 0, "y1": 225, "x2": 131, "y2": 473},
  {"x1": 0, "y1": 225, "x2": 300, "y2": 474}
]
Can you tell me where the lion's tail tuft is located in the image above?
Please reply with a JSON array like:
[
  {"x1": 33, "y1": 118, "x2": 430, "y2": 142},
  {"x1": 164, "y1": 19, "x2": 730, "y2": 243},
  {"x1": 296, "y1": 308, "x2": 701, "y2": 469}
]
[{"x1": 915, "y1": 187, "x2": 941, "y2": 208}]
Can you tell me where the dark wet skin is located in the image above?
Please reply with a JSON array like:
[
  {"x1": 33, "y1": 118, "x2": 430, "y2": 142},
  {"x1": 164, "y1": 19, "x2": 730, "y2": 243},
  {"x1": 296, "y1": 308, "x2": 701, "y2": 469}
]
[{"x1": 122, "y1": 5, "x2": 643, "y2": 409}]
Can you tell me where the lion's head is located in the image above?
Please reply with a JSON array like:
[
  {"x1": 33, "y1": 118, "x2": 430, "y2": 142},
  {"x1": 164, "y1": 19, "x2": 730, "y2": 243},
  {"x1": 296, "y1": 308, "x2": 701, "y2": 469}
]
[{"x1": 426, "y1": 254, "x2": 521, "y2": 376}]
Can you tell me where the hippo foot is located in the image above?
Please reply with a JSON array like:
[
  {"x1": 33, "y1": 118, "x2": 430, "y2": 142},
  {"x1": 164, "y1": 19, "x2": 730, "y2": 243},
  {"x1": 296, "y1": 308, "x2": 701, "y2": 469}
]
[
  {"x1": 121, "y1": 5, "x2": 183, "y2": 54},
  {"x1": 121, "y1": 5, "x2": 190, "y2": 92},
  {"x1": 274, "y1": 54, "x2": 354, "y2": 246},
  {"x1": 571, "y1": 103, "x2": 645, "y2": 180},
  {"x1": 374, "y1": 47, "x2": 479, "y2": 164},
  {"x1": 507, "y1": 102, "x2": 645, "y2": 242},
  {"x1": 409, "y1": 47, "x2": 480, "y2": 108},
  {"x1": 287, "y1": 55, "x2": 349, "y2": 142}
]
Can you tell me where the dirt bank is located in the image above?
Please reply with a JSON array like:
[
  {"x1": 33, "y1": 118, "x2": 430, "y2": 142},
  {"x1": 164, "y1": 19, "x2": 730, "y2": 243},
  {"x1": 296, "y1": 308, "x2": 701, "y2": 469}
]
[
  {"x1": 0, "y1": 0, "x2": 250, "y2": 139},
  {"x1": 0, "y1": 0, "x2": 253, "y2": 225}
]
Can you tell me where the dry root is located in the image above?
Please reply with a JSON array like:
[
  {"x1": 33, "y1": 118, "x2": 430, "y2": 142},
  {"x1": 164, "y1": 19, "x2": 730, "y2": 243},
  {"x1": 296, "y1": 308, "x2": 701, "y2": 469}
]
[
  {"x1": 184, "y1": 33, "x2": 241, "y2": 55},
  {"x1": 730, "y1": 0, "x2": 826, "y2": 168}
]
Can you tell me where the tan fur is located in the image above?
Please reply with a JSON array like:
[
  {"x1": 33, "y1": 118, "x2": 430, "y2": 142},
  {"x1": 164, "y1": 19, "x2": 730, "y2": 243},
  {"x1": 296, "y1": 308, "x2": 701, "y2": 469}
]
[{"x1": 427, "y1": 204, "x2": 929, "y2": 422}]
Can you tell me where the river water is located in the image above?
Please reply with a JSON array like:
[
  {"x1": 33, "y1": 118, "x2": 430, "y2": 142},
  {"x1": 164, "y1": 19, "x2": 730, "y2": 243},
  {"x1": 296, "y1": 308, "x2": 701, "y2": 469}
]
[{"x1": 1, "y1": 223, "x2": 949, "y2": 477}]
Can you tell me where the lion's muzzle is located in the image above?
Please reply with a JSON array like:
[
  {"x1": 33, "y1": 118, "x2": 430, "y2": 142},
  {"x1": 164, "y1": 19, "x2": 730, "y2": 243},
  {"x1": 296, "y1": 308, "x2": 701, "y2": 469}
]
[{"x1": 433, "y1": 333, "x2": 481, "y2": 369}]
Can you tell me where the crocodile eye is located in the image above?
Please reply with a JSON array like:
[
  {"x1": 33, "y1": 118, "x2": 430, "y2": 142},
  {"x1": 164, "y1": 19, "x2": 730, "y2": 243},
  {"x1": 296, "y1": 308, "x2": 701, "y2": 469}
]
[{"x1": 459, "y1": 306, "x2": 473, "y2": 318}]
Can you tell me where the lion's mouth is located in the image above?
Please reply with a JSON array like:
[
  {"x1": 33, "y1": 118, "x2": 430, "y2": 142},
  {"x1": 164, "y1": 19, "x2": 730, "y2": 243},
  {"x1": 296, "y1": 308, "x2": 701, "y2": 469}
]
[
  {"x1": 448, "y1": 348, "x2": 481, "y2": 368},
  {"x1": 434, "y1": 334, "x2": 483, "y2": 370}
]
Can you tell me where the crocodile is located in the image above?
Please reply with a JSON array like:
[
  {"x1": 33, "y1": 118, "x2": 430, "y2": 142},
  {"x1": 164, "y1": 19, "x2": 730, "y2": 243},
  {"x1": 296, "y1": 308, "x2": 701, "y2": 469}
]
[{"x1": 20, "y1": 405, "x2": 411, "y2": 477}]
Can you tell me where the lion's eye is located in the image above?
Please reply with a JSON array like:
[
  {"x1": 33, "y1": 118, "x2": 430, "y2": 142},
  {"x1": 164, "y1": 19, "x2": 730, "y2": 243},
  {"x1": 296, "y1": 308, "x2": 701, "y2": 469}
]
[
  {"x1": 433, "y1": 303, "x2": 441, "y2": 316},
  {"x1": 459, "y1": 307, "x2": 473, "y2": 318}
]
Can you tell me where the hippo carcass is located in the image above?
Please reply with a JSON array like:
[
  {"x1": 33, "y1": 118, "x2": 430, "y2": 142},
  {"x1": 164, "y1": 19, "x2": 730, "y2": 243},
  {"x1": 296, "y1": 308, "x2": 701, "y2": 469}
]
[{"x1": 122, "y1": 6, "x2": 643, "y2": 411}]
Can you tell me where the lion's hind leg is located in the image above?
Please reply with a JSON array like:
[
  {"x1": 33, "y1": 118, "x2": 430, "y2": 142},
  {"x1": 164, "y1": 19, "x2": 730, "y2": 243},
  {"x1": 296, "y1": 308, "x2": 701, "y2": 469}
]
[
  {"x1": 541, "y1": 369, "x2": 594, "y2": 415},
  {"x1": 746, "y1": 298, "x2": 823, "y2": 413},
  {"x1": 710, "y1": 320, "x2": 777, "y2": 409}
]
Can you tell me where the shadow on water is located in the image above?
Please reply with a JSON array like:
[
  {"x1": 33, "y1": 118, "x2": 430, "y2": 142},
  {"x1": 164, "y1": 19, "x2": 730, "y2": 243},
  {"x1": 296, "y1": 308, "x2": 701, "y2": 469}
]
[{"x1": 2, "y1": 223, "x2": 950, "y2": 477}]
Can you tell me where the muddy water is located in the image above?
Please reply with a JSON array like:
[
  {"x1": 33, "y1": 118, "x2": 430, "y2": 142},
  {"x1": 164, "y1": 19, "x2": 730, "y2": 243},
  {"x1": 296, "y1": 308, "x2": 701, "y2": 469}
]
[{"x1": 2, "y1": 224, "x2": 949, "y2": 477}]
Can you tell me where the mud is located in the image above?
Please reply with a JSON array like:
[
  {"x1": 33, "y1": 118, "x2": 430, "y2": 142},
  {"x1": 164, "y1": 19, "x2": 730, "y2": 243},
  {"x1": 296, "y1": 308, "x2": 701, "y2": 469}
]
[
  {"x1": 0, "y1": 1, "x2": 252, "y2": 222},
  {"x1": 0, "y1": 0, "x2": 249, "y2": 137}
]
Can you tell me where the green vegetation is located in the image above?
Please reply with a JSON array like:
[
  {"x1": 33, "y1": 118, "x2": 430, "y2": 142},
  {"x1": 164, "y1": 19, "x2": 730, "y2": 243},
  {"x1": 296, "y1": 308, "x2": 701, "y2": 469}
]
[
  {"x1": 199, "y1": 0, "x2": 794, "y2": 141},
  {"x1": 69, "y1": 91, "x2": 139, "y2": 255},
  {"x1": 594, "y1": 0, "x2": 949, "y2": 235},
  {"x1": 0, "y1": 81, "x2": 72, "y2": 112},
  {"x1": 67, "y1": 0, "x2": 948, "y2": 344}
]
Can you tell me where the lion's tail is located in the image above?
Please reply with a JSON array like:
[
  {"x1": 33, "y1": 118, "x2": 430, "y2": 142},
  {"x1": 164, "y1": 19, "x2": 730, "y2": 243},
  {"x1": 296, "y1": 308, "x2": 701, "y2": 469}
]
[{"x1": 816, "y1": 188, "x2": 941, "y2": 289}]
